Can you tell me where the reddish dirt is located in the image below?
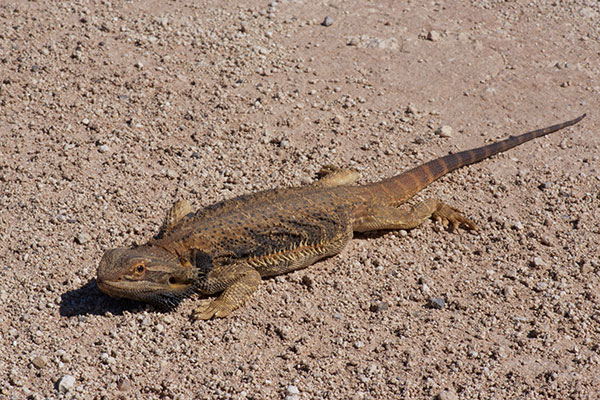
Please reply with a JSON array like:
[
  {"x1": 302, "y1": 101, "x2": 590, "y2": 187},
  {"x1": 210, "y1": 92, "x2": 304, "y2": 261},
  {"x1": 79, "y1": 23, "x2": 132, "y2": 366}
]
[{"x1": 1, "y1": 1, "x2": 599, "y2": 399}]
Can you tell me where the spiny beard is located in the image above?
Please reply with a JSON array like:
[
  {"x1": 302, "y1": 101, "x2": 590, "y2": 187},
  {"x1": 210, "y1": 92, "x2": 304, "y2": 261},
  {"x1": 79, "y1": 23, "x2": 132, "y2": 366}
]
[{"x1": 151, "y1": 286, "x2": 197, "y2": 310}]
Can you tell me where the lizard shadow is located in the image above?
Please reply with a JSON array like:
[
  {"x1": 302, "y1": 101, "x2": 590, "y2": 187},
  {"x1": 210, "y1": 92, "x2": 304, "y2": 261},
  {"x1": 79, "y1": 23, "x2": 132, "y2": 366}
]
[
  {"x1": 354, "y1": 230, "x2": 400, "y2": 240},
  {"x1": 59, "y1": 279, "x2": 149, "y2": 318}
]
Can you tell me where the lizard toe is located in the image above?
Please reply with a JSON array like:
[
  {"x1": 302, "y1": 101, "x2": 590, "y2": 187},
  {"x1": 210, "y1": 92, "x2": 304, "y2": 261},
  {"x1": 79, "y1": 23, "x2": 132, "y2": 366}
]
[
  {"x1": 191, "y1": 300, "x2": 215, "y2": 320},
  {"x1": 433, "y1": 204, "x2": 478, "y2": 232},
  {"x1": 192, "y1": 299, "x2": 234, "y2": 320}
]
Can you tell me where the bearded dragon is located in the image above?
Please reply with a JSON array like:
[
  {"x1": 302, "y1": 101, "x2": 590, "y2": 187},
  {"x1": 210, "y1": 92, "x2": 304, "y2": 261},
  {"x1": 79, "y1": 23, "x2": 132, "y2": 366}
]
[{"x1": 96, "y1": 114, "x2": 585, "y2": 319}]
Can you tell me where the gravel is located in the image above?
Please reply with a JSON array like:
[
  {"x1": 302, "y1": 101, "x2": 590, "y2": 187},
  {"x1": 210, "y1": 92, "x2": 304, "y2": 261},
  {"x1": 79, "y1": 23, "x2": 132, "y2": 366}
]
[{"x1": 0, "y1": 0, "x2": 597, "y2": 399}]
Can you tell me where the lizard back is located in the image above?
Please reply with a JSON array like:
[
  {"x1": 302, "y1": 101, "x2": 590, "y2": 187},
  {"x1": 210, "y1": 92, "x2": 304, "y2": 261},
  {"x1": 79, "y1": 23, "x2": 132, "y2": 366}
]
[{"x1": 152, "y1": 186, "x2": 356, "y2": 277}]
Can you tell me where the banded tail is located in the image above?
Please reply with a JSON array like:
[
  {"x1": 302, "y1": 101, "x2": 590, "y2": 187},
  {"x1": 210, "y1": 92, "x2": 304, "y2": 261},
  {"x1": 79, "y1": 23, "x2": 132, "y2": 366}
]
[{"x1": 371, "y1": 114, "x2": 586, "y2": 205}]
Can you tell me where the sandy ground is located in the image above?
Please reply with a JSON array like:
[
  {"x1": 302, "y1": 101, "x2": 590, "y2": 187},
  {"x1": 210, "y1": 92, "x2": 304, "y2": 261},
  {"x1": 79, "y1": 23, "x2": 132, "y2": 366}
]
[{"x1": 1, "y1": 0, "x2": 599, "y2": 399}]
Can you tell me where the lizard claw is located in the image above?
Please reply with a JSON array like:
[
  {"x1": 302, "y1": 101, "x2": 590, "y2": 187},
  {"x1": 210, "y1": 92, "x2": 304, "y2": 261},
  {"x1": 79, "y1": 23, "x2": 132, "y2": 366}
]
[
  {"x1": 192, "y1": 299, "x2": 234, "y2": 320},
  {"x1": 433, "y1": 204, "x2": 478, "y2": 232}
]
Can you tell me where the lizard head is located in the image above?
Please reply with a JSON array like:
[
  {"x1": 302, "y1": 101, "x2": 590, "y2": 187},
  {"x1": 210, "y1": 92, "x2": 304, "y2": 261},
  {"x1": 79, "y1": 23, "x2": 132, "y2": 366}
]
[{"x1": 96, "y1": 245, "x2": 197, "y2": 309}]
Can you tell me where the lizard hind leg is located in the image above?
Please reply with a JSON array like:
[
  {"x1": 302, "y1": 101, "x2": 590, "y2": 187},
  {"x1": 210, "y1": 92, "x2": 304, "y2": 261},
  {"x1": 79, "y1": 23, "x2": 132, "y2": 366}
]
[
  {"x1": 192, "y1": 262, "x2": 261, "y2": 320},
  {"x1": 353, "y1": 198, "x2": 477, "y2": 233},
  {"x1": 313, "y1": 165, "x2": 360, "y2": 187}
]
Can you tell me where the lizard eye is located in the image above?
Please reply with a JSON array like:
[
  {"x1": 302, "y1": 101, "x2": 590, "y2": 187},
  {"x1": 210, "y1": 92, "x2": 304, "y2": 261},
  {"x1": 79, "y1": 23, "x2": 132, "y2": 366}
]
[
  {"x1": 168, "y1": 277, "x2": 176, "y2": 285},
  {"x1": 135, "y1": 264, "x2": 145, "y2": 273}
]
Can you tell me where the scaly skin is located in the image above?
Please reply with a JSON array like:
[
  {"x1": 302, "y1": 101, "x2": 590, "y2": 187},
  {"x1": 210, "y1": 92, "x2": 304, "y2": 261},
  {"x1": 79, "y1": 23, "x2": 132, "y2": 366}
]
[{"x1": 96, "y1": 114, "x2": 586, "y2": 319}]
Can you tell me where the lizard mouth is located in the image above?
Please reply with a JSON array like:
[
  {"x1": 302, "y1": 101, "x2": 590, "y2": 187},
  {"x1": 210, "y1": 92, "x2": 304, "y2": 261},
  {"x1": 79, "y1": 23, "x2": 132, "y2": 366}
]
[
  {"x1": 96, "y1": 279, "x2": 195, "y2": 309},
  {"x1": 97, "y1": 279, "x2": 166, "y2": 296}
]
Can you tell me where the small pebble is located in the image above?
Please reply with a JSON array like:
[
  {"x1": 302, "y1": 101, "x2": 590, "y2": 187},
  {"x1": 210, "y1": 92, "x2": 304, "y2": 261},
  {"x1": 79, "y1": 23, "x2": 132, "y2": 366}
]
[
  {"x1": 57, "y1": 375, "x2": 75, "y2": 393},
  {"x1": 512, "y1": 221, "x2": 524, "y2": 231},
  {"x1": 354, "y1": 341, "x2": 365, "y2": 349},
  {"x1": 287, "y1": 385, "x2": 300, "y2": 395},
  {"x1": 427, "y1": 30, "x2": 440, "y2": 41},
  {"x1": 100, "y1": 352, "x2": 116, "y2": 365},
  {"x1": 300, "y1": 275, "x2": 313, "y2": 289},
  {"x1": 31, "y1": 355, "x2": 48, "y2": 369},
  {"x1": 117, "y1": 378, "x2": 132, "y2": 391},
  {"x1": 322, "y1": 16, "x2": 334, "y2": 27},
  {"x1": 285, "y1": 385, "x2": 300, "y2": 400},
  {"x1": 98, "y1": 144, "x2": 110, "y2": 153},
  {"x1": 9, "y1": 368, "x2": 24, "y2": 387},
  {"x1": 370, "y1": 301, "x2": 389, "y2": 312},
  {"x1": 436, "y1": 125, "x2": 453, "y2": 138},
  {"x1": 406, "y1": 104, "x2": 418, "y2": 114},
  {"x1": 532, "y1": 257, "x2": 546, "y2": 268},
  {"x1": 527, "y1": 329, "x2": 540, "y2": 338},
  {"x1": 413, "y1": 136, "x2": 426, "y2": 145},
  {"x1": 75, "y1": 232, "x2": 91, "y2": 245},
  {"x1": 437, "y1": 388, "x2": 458, "y2": 400},
  {"x1": 57, "y1": 349, "x2": 71, "y2": 363},
  {"x1": 429, "y1": 297, "x2": 446, "y2": 309},
  {"x1": 347, "y1": 37, "x2": 360, "y2": 46}
]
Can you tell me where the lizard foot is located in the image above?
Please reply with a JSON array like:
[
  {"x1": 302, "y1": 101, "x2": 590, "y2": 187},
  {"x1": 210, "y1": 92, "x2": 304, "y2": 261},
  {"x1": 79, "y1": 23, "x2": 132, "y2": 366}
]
[
  {"x1": 192, "y1": 263, "x2": 260, "y2": 321},
  {"x1": 432, "y1": 203, "x2": 478, "y2": 232},
  {"x1": 192, "y1": 299, "x2": 234, "y2": 320}
]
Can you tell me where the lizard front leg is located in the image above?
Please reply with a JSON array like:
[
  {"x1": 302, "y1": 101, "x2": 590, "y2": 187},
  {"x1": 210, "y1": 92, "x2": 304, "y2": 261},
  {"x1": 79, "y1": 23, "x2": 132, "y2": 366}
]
[
  {"x1": 192, "y1": 262, "x2": 261, "y2": 320},
  {"x1": 353, "y1": 198, "x2": 477, "y2": 232}
]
